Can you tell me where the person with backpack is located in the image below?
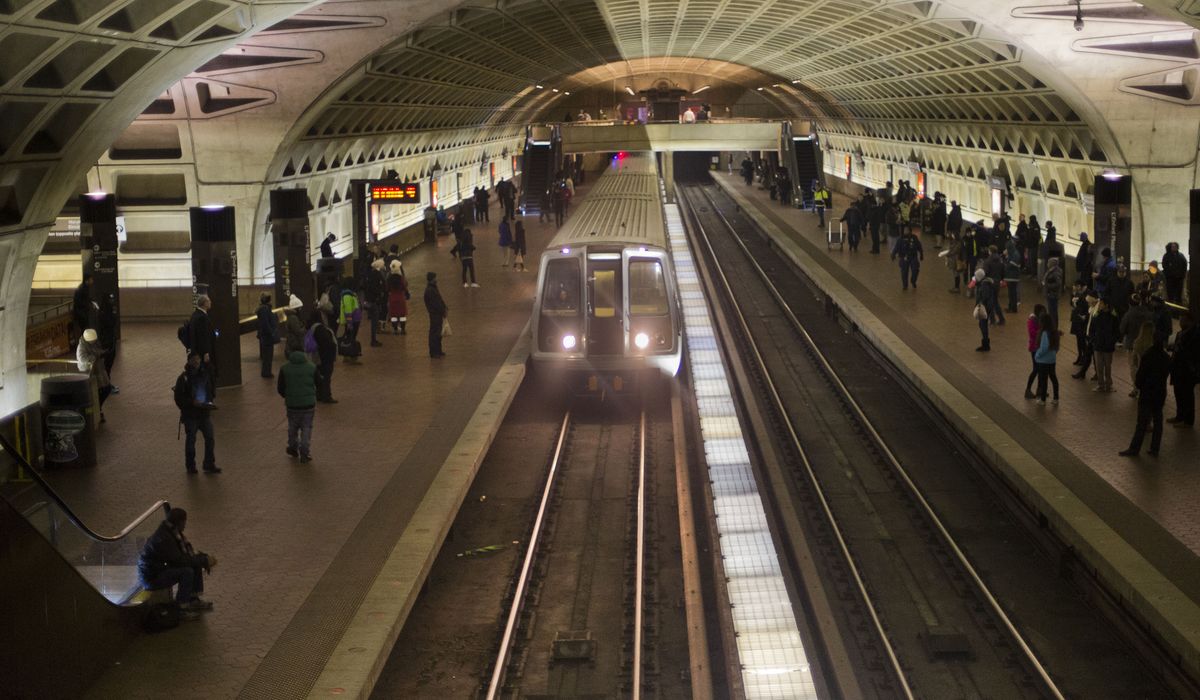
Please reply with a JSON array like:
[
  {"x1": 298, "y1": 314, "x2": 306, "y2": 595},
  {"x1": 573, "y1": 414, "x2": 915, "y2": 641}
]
[
  {"x1": 337, "y1": 278, "x2": 361, "y2": 360},
  {"x1": 255, "y1": 293, "x2": 279, "y2": 378},
  {"x1": 451, "y1": 228, "x2": 479, "y2": 288},
  {"x1": 386, "y1": 259, "x2": 409, "y2": 334},
  {"x1": 278, "y1": 351, "x2": 321, "y2": 463},
  {"x1": 138, "y1": 508, "x2": 217, "y2": 617},
  {"x1": 305, "y1": 318, "x2": 339, "y2": 404},
  {"x1": 173, "y1": 352, "x2": 219, "y2": 474}
]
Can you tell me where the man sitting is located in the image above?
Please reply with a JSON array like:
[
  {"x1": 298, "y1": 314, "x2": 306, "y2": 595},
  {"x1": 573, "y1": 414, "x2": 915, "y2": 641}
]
[{"x1": 138, "y1": 508, "x2": 217, "y2": 614}]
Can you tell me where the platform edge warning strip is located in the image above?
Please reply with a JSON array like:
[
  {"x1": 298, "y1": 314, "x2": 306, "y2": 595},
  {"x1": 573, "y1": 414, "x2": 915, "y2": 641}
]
[
  {"x1": 300, "y1": 328, "x2": 530, "y2": 700},
  {"x1": 711, "y1": 174, "x2": 1200, "y2": 685},
  {"x1": 664, "y1": 199, "x2": 818, "y2": 699}
]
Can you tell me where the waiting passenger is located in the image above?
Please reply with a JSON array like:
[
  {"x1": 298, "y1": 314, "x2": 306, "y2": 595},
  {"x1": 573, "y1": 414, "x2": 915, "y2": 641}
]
[
  {"x1": 174, "y1": 352, "x2": 219, "y2": 474},
  {"x1": 283, "y1": 294, "x2": 305, "y2": 355},
  {"x1": 1120, "y1": 335, "x2": 1171, "y2": 456},
  {"x1": 451, "y1": 228, "x2": 479, "y2": 288},
  {"x1": 187, "y1": 295, "x2": 216, "y2": 368},
  {"x1": 1024, "y1": 304, "x2": 1048, "y2": 399},
  {"x1": 306, "y1": 317, "x2": 339, "y2": 404},
  {"x1": 76, "y1": 328, "x2": 112, "y2": 421},
  {"x1": 319, "y1": 233, "x2": 336, "y2": 259},
  {"x1": 387, "y1": 259, "x2": 409, "y2": 335},
  {"x1": 278, "y1": 351, "x2": 321, "y2": 463},
  {"x1": 1162, "y1": 242, "x2": 1188, "y2": 304},
  {"x1": 891, "y1": 229, "x2": 923, "y2": 291},
  {"x1": 971, "y1": 269, "x2": 997, "y2": 352},
  {"x1": 256, "y1": 293, "x2": 279, "y2": 379},
  {"x1": 512, "y1": 220, "x2": 528, "y2": 272},
  {"x1": 1169, "y1": 312, "x2": 1199, "y2": 428},
  {"x1": 1034, "y1": 312, "x2": 1061, "y2": 405},
  {"x1": 138, "y1": 508, "x2": 218, "y2": 614},
  {"x1": 72, "y1": 273, "x2": 95, "y2": 340}
]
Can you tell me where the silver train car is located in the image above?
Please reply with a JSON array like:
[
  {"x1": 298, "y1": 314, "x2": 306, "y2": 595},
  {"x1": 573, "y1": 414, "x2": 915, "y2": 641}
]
[{"x1": 531, "y1": 153, "x2": 683, "y2": 391}]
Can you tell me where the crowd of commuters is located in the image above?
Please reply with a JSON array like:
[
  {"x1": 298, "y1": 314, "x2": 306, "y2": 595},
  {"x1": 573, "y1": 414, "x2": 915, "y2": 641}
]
[{"x1": 796, "y1": 174, "x2": 1196, "y2": 458}]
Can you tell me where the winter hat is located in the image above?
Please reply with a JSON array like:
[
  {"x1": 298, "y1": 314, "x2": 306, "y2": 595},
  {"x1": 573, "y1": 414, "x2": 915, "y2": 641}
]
[
  {"x1": 371, "y1": 258, "x2": 385, "y2": 271},
  {"x1": 390, "y1": 259, "x2": 403, "y2": 274},
  {"x1": 82, "y1": 328, "x2": 97, "y2": 343},
  {"x1": 1079, "y1": 233, "x2": 1089, "y2": 242},
  {"x1": 974, "y1": 269, "x2": 986, "y2": 282},
  {"x1": 288, "y1": 294, "x2": 303, "y2": 310},
  {"x1": 426, "y1": 271, "x2": 437, "y2": 282},
  {"x1": 1048, "y1": 257, "x2": 1060, "y2": 268}
]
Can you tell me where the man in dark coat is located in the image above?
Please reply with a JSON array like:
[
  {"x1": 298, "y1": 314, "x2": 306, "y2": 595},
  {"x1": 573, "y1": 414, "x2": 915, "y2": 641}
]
[
  {"x1": 891, "y1": 229, "x2": 923, "y2": 290},
  {"x1": 1075, "y1": 233, "x2": 1094, "y2": 286},
  {"x1": 424, "y1": 271, "x2": 448, "y2": 358},
  {"x1": 1120, "y1": 338, "x2": 1172, "y2": 456},
  {"x1": 256, "y1": 293, "x2": 279, "y2": 378},
  {"x1": 138, "y1": 508, "x2": 216, "y2": 612},
  {"x1": 840, "y1": 202, "x2": 865, "y2": 252},
  {"x1": 930, "y1": 195, "x2": 947, "y2": 248},
  {"x1": 946, "y1": 201, "x2": 963, "y2": 240},
  {"x1": 310, "y1": 318, "x2": 339, "y2": 404},
  {"x1": 1169, "y1": 312, "x2": 1199, "y2": 428},
  {"x1": 1162, "y1": 242, "x2": 1188, "y2": 304},
  {"x1": 740, "y1": 158, "x2": 754, "y2": 185},
  {"x1": 174, "y1": 352, "x2": 219, "y2": 474},
  {"x1": 188, "y1": 295, "x2": 215, "y2": 366},
  {"x1": 475, "y1": 186, "x2": 490, "y2": 222},
  {"x1": 319, "y1": 233, "x2": 336, "y2": 259}
]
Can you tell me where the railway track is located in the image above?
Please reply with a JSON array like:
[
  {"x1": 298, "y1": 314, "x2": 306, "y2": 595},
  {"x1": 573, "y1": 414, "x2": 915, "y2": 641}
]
[
  {"x1": 484, "y1": 399, "x2": 672, "y2": 699},
  {"x1": 677, "y1": 179, "x2": 1176, "y2": 699}
]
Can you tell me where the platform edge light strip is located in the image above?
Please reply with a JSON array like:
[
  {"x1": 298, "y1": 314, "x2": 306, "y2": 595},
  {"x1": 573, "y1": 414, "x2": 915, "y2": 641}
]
[{"x1": 663, "y1": 201, "x2": 817, "y2": 698}]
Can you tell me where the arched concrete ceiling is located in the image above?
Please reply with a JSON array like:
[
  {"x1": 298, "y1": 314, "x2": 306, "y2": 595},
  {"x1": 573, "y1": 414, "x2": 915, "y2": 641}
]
[{"x1": 5, "y1": 0, "x2": 1200, "y2": 415}]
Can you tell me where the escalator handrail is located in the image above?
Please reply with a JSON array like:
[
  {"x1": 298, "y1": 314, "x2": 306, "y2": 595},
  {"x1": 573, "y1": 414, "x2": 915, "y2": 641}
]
[{"x1": 0, "y1": 431, "x2": 170, "y2": 542}]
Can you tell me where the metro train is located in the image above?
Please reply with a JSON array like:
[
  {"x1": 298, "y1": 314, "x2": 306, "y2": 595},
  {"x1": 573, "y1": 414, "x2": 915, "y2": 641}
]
[{"x1": 531, "y1": 153, "x2": 682, "y2": 392}]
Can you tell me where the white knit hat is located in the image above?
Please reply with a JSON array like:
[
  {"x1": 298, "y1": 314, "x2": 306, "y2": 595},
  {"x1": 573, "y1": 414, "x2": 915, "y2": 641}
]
[
  {"x1": 390, "y1": 259, "x2": 403, "y2": 274},
  {"x1": 288, "y1": 294, "x2": 303, "y2": 310},
  {"x1": 82, "y1": 328, "x2": 97, "y2": 343},
  {"x1": 371, "y1": 258, "x2": 385, "y2": 271}
]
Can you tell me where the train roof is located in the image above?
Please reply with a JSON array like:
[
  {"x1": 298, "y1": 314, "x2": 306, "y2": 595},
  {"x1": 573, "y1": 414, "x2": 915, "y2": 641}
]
[{"x1": 546, "y1": 153, "x2": 668, "y2": 250}]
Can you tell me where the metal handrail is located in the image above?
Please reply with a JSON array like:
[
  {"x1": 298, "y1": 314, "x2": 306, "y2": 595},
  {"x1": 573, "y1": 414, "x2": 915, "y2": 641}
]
[{"x1": 0, "y1": 431, "x2": 169, "y2": 542}]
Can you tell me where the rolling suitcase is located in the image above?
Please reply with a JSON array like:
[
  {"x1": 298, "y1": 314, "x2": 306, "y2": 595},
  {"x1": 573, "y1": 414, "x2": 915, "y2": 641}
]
[
  {"x1": 338, "y1": 336, "x2": 361, "y2": 359},
  {"x1": 827, "y1": 221, "x2": 845, "y2": 250}
]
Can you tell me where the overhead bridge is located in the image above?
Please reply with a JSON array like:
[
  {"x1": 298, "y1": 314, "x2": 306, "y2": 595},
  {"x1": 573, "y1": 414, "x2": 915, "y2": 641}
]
[{"x1": 560, "y1": 121, "x2": 783, "y2": 153}]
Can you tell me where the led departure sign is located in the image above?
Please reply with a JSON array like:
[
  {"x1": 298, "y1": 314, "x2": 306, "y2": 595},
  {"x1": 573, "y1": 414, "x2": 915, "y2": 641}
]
[{"x1": 369, "y1": 182, "x2": 420, "y2": 204}]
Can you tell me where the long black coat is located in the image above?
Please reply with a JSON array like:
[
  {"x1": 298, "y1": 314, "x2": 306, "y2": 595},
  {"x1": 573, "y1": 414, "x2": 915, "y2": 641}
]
[
  {"x1": 138, "y1": 521, "x2": 207, "y2": 582},
  {"x1": 188, "y1": 308, "x2": 214, "y2": 358},
  {"x1": 1137, "y1": 345, "x2": 1171, "y2": 406},
  {"x1": 424, "y1": 282, "x2": 447, "y2": 318}
]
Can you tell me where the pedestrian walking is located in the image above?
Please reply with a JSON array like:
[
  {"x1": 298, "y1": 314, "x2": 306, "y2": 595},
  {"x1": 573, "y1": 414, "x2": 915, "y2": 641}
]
[
  {"x1": 891, "y1": 229, "x2": 923, "y2": 290},
  {"x1": 173, "y1": 352, "x2": 219, "y2": 474},
  {"x1": 1119, "y1": 336, "x2": 1171, "y2": 456},
  {"x1": 1089, "y1": 297, "x2": 1119, "y2": 392},
  {"x1": 1024, "y1": 304, "x2": 1047, "y2": 398},
  {"x1": 512, "y1": 220, "x2": 528, "y2": 271},
  {"x1": 498, "y1": 216, "x2": 514, "y2": 267},
  {"x1": 972, "y1": 270, "x2": 997, "y2": 352},
  {"x1": 256, "y1": 293, "x2": 279, "y2": 378},
  {"x1": 424, "y1": 271, "x2": 448, "y2": 358},
  {"x1": 278, "y1": 351, "x2": 320, "y2": 463}
]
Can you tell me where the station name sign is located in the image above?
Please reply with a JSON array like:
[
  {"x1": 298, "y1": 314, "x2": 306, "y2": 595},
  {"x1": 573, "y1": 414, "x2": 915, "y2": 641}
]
[{"x1": 369, "y1": 182, "x2": 420, "y2": 204}]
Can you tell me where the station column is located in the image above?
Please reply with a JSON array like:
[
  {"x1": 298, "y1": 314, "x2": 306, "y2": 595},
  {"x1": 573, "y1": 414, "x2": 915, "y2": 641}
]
[
  {"x1": 1191, "y1": 190, "x2": 1200, "y2": 317},
  {"x1": 270, "y1": 189, "x2": 314, "y2": 309},
  {"x1": 79, "y1": 193, "x2": 119, "y2": 340},
  {"x1": 189, "y1": 205, "x2": 241, "y2": 388}
]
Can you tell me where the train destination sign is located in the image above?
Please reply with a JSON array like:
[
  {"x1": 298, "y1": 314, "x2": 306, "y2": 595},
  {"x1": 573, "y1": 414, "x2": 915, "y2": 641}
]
[{"x1": 369, "y1": 182, "x2": 420, "y2": 204}]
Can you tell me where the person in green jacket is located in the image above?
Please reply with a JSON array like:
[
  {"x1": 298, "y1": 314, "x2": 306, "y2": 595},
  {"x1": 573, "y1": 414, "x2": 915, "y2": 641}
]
[{"x1": 277, "y1": 351, "x2": 321, "y2": 463}]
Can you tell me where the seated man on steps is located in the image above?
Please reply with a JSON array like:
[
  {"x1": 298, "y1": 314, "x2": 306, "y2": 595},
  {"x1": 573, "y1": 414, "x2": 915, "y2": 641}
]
[{"x1": 138, "y1": 508, "x2": 218, "y2": 614}]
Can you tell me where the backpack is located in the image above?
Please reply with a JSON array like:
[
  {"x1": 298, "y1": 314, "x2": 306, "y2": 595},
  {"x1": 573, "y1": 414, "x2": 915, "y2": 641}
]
[
  {"x1": 177, "y1": 322, "x2": 190, "y2": 349},
  {"x1": 317, "y1": 291, "x2": 333, "y2": 314},
  {"x1": 303, "y1": 326, "x2": 318, "y2": 355},
  {"x1": 142, "y1": 601, "x2": 181, "y2": 632}
]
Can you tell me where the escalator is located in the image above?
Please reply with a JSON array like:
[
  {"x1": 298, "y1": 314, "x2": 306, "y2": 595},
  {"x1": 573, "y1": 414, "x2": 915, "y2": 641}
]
[
  {"x1": 519, "y1": 124, "x2": 562, "y2": 216},
  {"x1": 0, "y1": 429, "x2": 169, "y2": 698},
  {"x1": 781, "y1": 122, "x2": 822, "y2": 208}
]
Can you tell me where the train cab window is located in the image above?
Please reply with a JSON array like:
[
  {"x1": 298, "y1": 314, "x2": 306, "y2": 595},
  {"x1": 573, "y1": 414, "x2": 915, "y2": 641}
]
[
  {"x1": 591, "y1": 269, "x2": 617, "y2": 318},
  {"x1": 542, "y1": 259, "x2": 580, "y2": 315},
  {"x1": 629, "y1": 260, "x2": 669, "y2": 315}
]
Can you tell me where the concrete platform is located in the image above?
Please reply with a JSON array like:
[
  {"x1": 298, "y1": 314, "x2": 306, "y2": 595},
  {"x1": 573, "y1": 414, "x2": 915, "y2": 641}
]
[
  {"x1": 712, "y1": 171, "x2": 1200, "y2": 681},
  {"x1": 35, "y1": 194, "x2": 571, "y2": 699}
]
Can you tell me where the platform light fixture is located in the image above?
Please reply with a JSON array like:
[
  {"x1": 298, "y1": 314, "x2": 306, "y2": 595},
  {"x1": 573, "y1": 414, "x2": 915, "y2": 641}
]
[
  {"x1": 1101, "y1": 167, "x2": 1123, "y2": 181},
  {"x1": 84, "y1": 191, "x2": 108, "y2": 199},
  {"x1": 624, "y1": 86, "x2": 635, "y2": 96},
  {"x1": 692, "y1": 84, "x2": 711, "y2": 95},
  {"x1": 200, "y1": 204, "x2": 228, "y2": 211},
  {"x1": 552, "y1": 88, "x2": 559, "y2": 92}
]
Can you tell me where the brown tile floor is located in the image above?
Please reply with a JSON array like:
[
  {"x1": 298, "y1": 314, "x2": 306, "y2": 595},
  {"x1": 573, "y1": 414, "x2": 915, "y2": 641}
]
[
  {"x1": 40, "y1": 196, "x2": 577, "y2": 699},
  {"x1": 715, "y1": 171, "x2": 1200, "y2": 572}
]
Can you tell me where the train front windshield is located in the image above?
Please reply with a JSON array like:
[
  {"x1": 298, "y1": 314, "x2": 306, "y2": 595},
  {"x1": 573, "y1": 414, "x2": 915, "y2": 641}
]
[
  {"x1": 539, "y1": 258, "x2": 582, "y2": 353},
  {"x1": 629, "y1": 258, "x2": 674, "y2": 353}
]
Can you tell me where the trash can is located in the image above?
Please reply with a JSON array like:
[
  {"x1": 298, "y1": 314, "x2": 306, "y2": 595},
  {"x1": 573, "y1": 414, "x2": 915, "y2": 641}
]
[
  {"x1": 423, "y1": 207, "x2": 437, "y2": 243},
  {"x1": 40, "y1": 374, "x2": 96, "y2": 468}
]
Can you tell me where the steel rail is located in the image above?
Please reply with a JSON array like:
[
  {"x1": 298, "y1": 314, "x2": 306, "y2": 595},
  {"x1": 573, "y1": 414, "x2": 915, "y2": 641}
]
[
  {"x1": 680, "y1": 183, "x2": 916, "y2": 700},
  {"x1": 632, "y1": 409, "x2": 646, "y2": 700},
  {"x1": 486, "y1": 411, "x2": 572, "y2": 700},
  {"x1": 695, "y1": 182, "x2": 1067, "y2": 700}
]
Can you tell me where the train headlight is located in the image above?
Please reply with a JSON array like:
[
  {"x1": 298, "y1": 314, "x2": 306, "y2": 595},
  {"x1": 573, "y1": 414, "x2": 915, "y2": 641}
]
[
  {"x1": 634, "y1": 332, "x2": 650, "y2": 350},
  {"x1": 562, "y1": 334, "x2": 577, "y2": 350}
]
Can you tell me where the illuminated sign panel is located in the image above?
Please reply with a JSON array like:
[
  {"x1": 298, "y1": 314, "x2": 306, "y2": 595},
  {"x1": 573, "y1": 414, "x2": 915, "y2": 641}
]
[{"x1": 369, "y1": 182, "x2": 420, "y2": 204}]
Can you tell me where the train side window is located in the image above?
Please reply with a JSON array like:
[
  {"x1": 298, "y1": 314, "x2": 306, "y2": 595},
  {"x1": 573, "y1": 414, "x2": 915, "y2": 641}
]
[
  {"x1": 629, "y1": 259, "x2": 668, "y2": 316},
  {"x1": 542, "y1": 259, "x2": 580, "y2": 315},
  {"x1": 592, "y1": 269, "x2": 616, "y2": 318}
]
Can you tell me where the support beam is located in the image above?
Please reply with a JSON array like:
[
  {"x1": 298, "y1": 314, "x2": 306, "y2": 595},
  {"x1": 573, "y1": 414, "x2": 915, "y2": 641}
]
[{"x1": 561, "y1": 122, "x2": 782, "y2": 154}]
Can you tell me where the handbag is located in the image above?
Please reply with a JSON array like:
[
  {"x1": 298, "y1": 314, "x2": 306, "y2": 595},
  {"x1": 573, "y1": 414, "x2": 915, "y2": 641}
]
[
  {"x1": 973, "y1": 303, "x2": 988, "y2": 321},
  {"x1": 442, "y1": 318, "x2": 452, "y2": 337}
]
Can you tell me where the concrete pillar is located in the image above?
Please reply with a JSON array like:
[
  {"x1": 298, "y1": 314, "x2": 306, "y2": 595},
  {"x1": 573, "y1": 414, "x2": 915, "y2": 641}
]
[
  {"x1": 1190, "y1": 190, "x2": 1199, "y2": 317},
  {"x1": 662, "y1": 152, "x2": 676, "y2": 203},
  {"x1": 190, "y1": 206, "x2": 241, "y2": 388},
  {"x1": 1094, "y1": 175, "x2": 1132, "y2": 269},
  {"x1": 269, "y1": 189, "x2": 313, "y2": 310},
  {"x1": 0, "y1": 225, "x2": 51, "y2": 417},
  {"x1": 79, "y1": 193, "x2": 119, "y2": 341}
]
